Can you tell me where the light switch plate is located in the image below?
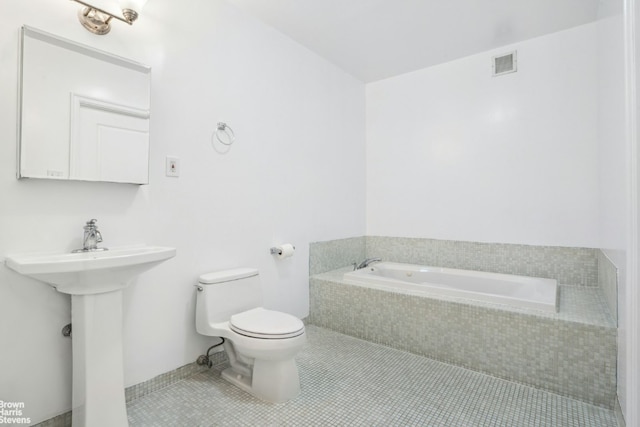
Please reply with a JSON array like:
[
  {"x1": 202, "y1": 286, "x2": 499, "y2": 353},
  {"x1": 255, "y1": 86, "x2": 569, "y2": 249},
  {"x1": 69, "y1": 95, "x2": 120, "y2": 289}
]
[{"x1": 166, "y1": 157, "x2": 180, "y2": 177}]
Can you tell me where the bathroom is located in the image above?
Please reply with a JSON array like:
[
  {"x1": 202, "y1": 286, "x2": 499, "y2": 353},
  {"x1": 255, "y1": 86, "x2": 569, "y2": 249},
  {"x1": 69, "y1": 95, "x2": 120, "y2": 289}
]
[{"x1": 0, "y1": 0, "x2": 638, "y2": 426}]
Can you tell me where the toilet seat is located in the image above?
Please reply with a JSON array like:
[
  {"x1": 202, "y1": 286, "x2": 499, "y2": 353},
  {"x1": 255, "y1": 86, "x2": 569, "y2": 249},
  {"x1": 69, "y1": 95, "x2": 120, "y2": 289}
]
[{"x1": 230, "y1": 307, "x2": 305, "y2": 339}]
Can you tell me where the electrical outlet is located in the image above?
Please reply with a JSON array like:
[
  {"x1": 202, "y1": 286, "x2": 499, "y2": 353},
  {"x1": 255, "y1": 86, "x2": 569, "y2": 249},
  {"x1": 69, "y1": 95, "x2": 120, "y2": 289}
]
[{"x1": 166, "y1": 157, "x2": 180, "y2": 177}]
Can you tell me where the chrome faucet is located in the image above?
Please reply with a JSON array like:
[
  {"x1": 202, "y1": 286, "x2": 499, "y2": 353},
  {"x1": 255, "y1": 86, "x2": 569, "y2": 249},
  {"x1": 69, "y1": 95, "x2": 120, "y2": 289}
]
[
  {"x1": 355, "y1": 257, "x2": 382, "y2": 270},
  {"x1": 72, "y1": 219, "x2": 108, "y2": 253}
]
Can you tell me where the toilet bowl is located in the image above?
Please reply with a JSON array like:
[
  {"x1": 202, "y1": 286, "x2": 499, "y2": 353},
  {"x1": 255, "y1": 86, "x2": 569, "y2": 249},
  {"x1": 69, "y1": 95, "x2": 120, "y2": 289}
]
[{"x1": 195, "y1": 268, "x2": 306, "y2": 403}]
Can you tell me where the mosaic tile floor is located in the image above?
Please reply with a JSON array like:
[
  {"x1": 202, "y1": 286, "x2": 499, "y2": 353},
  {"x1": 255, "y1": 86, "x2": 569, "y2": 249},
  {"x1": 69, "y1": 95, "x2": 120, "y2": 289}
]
[{"x1": 127, "y1": 325, "x2": 618, "y2": 427}]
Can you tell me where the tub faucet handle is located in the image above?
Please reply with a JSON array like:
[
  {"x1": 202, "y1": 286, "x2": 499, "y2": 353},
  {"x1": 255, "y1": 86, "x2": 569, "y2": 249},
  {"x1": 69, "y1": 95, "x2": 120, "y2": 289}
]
[{"x1": 356, "y1": 258, "x2": 382, "y2": 270}]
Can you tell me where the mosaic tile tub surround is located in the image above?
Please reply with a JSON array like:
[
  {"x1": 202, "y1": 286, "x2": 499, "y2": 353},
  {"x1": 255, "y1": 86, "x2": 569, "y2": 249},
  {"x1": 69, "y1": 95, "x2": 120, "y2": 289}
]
[
  {"x1": 309, "y1": 272, "x2": 616, "y2": 409},
  {"x1": 308, "y1": 236, "x2": 617, "y2": 409},
  {"x1": 309, "y1": 236, "x2": 365, "y2": 275},
  {"x1": 310, "y1": 236, "x2": 600, "y2": 286},
  {"x1": 598, "y1": 250, "x2": 618, "y2": 323},
  {"x1": 365, "y1": 236, "x2": 599, "y2": 286}
]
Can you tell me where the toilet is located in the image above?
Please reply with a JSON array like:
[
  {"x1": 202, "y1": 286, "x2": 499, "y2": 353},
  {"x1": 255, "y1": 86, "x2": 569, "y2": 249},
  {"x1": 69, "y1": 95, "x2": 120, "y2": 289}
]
[{"x1": 195, "y1": 268, "x2": 306, "y2": 403}]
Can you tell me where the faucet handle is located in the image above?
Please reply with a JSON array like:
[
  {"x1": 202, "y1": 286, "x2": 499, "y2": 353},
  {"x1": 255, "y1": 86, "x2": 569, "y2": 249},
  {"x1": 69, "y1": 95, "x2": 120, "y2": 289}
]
[
  {"x1": 83, "y1": 219, "x2": 99, "y2": 233},
  {"x1": 84, "y1": 219, "x2": 99, "y2": 230}
]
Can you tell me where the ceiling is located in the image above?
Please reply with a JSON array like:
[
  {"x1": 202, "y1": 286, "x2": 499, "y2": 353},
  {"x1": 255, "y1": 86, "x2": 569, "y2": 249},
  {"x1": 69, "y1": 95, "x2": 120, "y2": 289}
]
[{"x1": 224, "y1": 0, "x2": 600, "y2": 82}]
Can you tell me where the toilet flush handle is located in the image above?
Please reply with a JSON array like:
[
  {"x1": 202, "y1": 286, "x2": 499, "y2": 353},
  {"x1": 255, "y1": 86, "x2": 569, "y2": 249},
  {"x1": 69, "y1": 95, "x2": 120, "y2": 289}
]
[{"x1": 194, "y1": 284, "x2": 203, "y2": 292}]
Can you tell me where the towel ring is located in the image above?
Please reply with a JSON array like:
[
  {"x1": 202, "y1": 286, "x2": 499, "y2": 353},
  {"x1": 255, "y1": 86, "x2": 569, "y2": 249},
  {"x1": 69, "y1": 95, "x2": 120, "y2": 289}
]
[{"x1": 214, "y1": 122, "x2": 235, "y2": 146}]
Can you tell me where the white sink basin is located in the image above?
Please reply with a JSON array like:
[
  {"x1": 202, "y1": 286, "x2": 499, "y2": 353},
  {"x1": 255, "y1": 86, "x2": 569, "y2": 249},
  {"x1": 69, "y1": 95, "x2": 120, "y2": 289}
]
[{"x1": 5, "y1": 245, "x2": 176, "y2": 294}]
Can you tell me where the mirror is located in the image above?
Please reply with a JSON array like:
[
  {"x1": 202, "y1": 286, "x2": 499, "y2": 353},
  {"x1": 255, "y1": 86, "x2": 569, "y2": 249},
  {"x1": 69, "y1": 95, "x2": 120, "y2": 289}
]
[{"x1": 18, "y1": 26, "x2": 151, "y2": 185}]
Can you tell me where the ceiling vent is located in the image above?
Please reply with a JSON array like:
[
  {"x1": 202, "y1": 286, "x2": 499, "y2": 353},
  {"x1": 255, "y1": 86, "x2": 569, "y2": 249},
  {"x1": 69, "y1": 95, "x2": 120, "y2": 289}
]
[{"x1": 492, "y1": 51, "x2": 517, "y2": 76}]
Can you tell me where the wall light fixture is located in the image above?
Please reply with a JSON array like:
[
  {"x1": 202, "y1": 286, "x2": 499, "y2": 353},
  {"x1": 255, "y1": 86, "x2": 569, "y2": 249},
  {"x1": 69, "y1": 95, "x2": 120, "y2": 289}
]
[{"x1": 71, "y1": 0, "x2": 148, "y2": 35}]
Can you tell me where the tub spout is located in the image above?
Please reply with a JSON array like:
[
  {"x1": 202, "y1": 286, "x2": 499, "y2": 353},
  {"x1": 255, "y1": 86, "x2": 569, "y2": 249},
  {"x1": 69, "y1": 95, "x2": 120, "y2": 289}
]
[{"x1": 356, "y1": 258, "x2": 382, "y2": 269}]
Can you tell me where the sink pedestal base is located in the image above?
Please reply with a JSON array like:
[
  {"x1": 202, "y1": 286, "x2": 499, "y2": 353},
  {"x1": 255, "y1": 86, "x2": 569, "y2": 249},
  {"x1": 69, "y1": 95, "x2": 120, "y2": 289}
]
[{"x1": 71, "y1": 290, "x2": 128, "y2": 427}]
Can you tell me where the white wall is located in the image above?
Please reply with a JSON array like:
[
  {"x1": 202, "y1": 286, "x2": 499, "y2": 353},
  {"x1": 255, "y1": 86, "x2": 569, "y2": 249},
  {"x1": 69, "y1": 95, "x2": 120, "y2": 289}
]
[
  {"x1": 0, "y1": 0, "x2": 366, "y2": 423},
  {"x1": 366, "y1": 24, "x2": 599, "y2": 247}
]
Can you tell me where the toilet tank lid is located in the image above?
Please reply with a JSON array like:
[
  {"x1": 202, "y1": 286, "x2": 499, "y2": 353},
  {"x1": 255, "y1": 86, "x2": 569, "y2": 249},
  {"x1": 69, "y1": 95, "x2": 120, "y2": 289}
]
[{"x1": 199, "y1": 268, "x2": 259, "y2": 284}]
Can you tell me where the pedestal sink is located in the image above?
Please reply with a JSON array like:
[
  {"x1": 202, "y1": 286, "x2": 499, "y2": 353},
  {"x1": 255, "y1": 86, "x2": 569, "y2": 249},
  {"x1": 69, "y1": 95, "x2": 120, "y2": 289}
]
[{"x1": 5, "y1": 245, "x2": 176, "y2": 427}]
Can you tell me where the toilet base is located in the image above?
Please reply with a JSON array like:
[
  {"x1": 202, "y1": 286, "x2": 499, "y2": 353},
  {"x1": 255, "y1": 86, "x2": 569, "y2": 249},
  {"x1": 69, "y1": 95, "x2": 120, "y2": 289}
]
[
  {"x1": 221, "y1": 357, "x2": 301, "y2": 403},
  {"x1": 221, "y1": 367, "x2": 253, "y2": 392}
]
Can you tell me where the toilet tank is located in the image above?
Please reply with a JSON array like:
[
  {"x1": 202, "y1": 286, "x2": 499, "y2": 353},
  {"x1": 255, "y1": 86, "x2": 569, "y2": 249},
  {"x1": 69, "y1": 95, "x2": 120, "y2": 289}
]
[{"x1": 196, "y1": 268, "x2": 263, "y2": 326}]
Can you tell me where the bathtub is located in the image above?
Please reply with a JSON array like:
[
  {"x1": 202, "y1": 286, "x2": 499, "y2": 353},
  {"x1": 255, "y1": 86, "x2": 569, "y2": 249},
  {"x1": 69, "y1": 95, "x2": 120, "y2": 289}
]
[{"x1": 343, "y1": 262, "x2": 558, "y2": 312}]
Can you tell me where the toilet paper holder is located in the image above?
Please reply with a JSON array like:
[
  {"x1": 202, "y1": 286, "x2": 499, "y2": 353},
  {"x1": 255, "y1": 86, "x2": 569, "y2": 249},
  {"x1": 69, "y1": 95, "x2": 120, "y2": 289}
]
[{"x1": 270, "y1": 245, "x2": 295, "y2": 255}]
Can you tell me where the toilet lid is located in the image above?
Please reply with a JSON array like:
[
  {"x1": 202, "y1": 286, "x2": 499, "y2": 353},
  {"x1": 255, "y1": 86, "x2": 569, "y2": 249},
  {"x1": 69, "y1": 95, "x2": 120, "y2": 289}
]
[{"x1": 230, "y1": 307, "x2": 305, "y2": 339}]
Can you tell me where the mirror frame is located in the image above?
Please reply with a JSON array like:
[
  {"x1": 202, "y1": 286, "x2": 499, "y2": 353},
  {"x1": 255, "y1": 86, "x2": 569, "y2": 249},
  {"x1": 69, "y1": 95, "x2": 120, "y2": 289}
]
[{"x1": 17, "y1": 26, "x2": 152, "y2": 184}]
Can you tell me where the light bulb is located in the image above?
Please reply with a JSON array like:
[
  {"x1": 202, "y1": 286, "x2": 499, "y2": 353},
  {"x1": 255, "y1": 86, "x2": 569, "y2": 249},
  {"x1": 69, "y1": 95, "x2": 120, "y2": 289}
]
[{"x1": 120, "y1": 0, "x2": 148, "y2": 14}]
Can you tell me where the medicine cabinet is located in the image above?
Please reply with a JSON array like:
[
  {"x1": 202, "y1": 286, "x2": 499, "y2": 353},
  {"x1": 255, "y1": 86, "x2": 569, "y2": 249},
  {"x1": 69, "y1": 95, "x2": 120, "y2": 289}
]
[{"x1": 17, "y1": 26, "x2": 151, "y2": 184}]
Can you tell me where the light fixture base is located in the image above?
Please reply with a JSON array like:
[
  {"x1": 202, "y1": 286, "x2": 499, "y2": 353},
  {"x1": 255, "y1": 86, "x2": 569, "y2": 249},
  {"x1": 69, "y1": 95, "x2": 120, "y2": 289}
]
[{"x1": 78, "y1": 7, "x2": 111, "y2": 35}]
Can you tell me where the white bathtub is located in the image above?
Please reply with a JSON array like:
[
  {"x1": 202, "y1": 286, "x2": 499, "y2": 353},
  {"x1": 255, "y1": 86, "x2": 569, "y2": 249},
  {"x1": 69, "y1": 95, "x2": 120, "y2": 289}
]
[{"x1": 343, "y1": 262, "x2": 558, "y2": 313}]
